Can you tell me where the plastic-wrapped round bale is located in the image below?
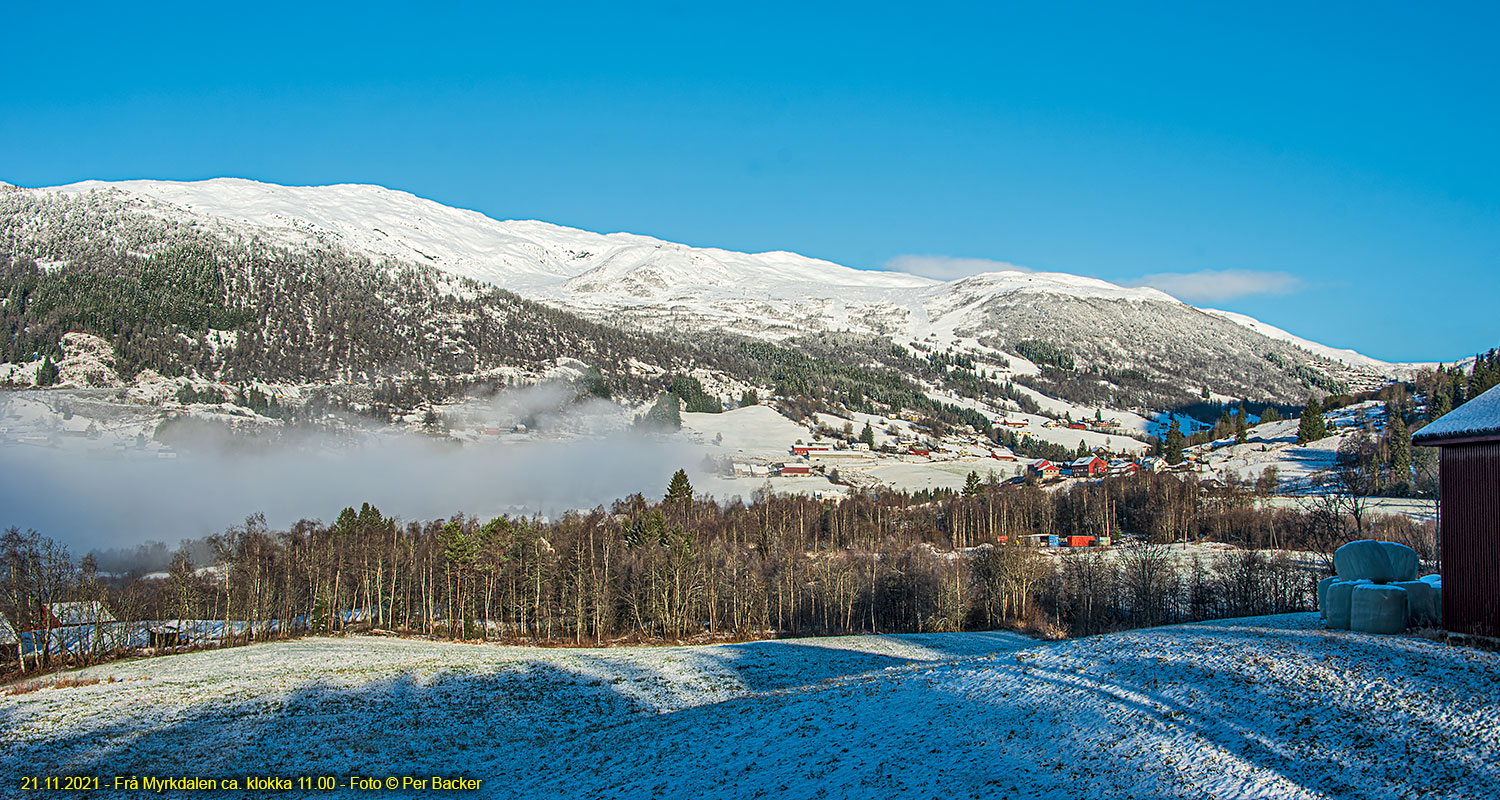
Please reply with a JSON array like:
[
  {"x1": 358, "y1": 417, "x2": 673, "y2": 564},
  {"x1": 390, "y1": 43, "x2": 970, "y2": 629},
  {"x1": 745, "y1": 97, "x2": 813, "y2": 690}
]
[
  {"x1": 1325, "y1": 579, "x2": 1370, "y2": 630},
  {"x1": 1317, "y1": 576, "x2": 1339, "y2": 621},
  {"x1": 1395, "y1": 580, "x2": 1439, "y2": 626},
  {"x1": 1419, "y1": 574, "x2": 1442, "y2": 622},
  {"x1": 1333, "y1": 539, "x2": 1419, "y2": 583},
  {"x1": 1381, "y1": 542, "x2": 1419, "y2": 582},
  {"x1": 1351, "y1": 584, "x2": 1409, "y2": 634}
]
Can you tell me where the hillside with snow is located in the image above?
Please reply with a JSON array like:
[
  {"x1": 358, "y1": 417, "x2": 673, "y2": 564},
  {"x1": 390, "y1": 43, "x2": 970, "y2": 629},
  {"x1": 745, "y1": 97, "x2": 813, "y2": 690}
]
[
  {"x1": 4, "y1": 178, "x2": 1416, "y2": 405},
  {"x1": 4, "y1": 614, "x2": 1496, "y2": 798}
]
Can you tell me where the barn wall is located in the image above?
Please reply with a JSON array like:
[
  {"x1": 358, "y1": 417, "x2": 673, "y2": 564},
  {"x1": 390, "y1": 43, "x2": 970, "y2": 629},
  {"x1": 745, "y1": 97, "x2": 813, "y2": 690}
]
[{"x1": 1440, "y1": 441, "x2": 1500, "y2": 637}]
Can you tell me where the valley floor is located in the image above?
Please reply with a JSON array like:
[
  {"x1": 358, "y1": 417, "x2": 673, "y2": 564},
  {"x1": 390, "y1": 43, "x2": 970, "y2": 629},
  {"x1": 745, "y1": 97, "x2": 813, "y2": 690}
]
[{"x1": 3, "y1": 615, "x2": 1496, "y2": 799}]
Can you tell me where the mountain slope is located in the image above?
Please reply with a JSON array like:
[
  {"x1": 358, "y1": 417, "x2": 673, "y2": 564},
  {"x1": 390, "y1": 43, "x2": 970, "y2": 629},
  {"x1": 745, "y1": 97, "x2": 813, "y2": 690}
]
[{"x1": 5, "y1": 178, "x2": 1407, "y2": 406}]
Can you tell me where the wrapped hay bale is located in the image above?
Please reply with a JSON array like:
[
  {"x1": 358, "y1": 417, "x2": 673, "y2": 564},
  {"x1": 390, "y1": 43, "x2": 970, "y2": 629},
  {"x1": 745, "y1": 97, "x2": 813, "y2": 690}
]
[
  {"x1": 1325, "y1": 579, "x2": 1370, "y2": 630},
  {"x1": 1395, "y1": 580, "x2": 1439, "y2": 626},
  {"x1": 1351, "y1": 584, "x2": 1409, "y2": 634},
  {"x1": 1317, "y1": 576, "x2": 1339, "y2": 621},
  {"x1": 1420, "y1": 574, "x2": 1442, "y2": 622},
  {"x1": 1333, "y1": 539, "x2": 1419, "y2": 583},
  {"x1": 1381, "y1": 542, "x2": 1419, "y2": 583}
]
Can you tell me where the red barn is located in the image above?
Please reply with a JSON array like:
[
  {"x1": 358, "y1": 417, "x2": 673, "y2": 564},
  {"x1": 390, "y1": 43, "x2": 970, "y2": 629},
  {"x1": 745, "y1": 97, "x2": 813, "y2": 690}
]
[
  {"x1": 779, "y1": 463, "x2": 812, "y2": 476},
  {"x1": 1413, "y1": 383, "x2": 1500, "y2": 638},
  {"x1": 1069, "y1": 455, "x2": 1107, "y2": 477}
]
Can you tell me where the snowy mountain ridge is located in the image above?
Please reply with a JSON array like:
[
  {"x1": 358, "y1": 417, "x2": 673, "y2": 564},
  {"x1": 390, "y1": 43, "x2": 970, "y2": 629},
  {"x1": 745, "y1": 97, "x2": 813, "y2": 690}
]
[
  {"x1": 40, "y1": 178, "x2": 1186, "y2": 323},
  {"x1": 11, "y1": 177, "x2": 1410, "y2": 402}
]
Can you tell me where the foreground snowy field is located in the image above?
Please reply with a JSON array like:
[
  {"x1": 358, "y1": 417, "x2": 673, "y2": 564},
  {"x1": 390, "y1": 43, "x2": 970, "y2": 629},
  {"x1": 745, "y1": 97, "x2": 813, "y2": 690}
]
[{"x1": 4, "y1": 614, "x2": 1497, "y2": 799}]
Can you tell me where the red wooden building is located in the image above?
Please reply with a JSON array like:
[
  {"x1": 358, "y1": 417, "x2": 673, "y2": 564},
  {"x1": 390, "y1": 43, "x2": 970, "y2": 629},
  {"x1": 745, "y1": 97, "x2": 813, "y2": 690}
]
[
  {"x1": 1028, "y1": 459, "x2": 1060, "y2": 479},
  {"x1": 1068, "y1": 455, "x2": 1107, "y2": 477},
  {"x1": 1413, "y1": 382, "x2": 1500, "y2": 638}
]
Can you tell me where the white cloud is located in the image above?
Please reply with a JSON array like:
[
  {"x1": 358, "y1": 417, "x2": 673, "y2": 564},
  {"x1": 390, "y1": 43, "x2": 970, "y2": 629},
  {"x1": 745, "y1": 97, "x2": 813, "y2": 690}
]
[
  {"x1": 1127, "y1": 269, "x2": 1303, "y2": 303},
  {"x1": 884, "y1": 254, "x2": 1032, "y2": 281}
]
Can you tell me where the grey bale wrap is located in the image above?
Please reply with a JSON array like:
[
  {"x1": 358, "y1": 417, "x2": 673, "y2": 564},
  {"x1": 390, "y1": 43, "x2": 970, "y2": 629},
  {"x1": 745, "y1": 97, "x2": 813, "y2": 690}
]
[
  {"x1": 1325, "y1": 579, "x2": 1370, "y2": 630},
  {"x1": 1395, "y1": 580, "x2": 1440, "y2": 626},
  {"x1": 1317, "y1": 576, "x2": 1339, "y2": 621},
  {"x1": 1350, "y1": 584, "x2": 1409, "y2": 634},
  {"x1": 1333, "y1": 539, "x2": 1418, "y2": 584}
]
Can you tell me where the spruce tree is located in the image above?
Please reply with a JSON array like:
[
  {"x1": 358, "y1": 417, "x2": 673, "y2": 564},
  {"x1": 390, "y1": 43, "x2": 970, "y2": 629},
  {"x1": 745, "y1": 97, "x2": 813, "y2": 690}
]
[
  {"x1": 1077, "y1": 439, "x2": 1089, "y2": 458},
  {"x1": 739, "y1": 389, "x2": 759, "y2": 407},
  {"x1": 1430, "y1": 390, "x2": 1451, "y2": 420},
  {"x1": 1388, "y1": 413, "x2": 1411, "y2": 491},
  {"x1": 1234, "y1": 410, "x2": 1248, "y2": 445},
  {"x1": 963, "y1": 470, "x2": 983, "y2": 497},
  {"x1": 860, "y1": 422, "x2": 875, "y2": 448},
  {"x1": 1297, "y1": 396, "x2": 1322, "y2": 445},
  {"x1": 35, "y1": 355, "x2": 58, "y2": 387},
  {"x1": 1164, "y1": 419, "x2": 1185, "y2": 465},
  {"x1": 665, "y1": 468, "x2": 694, "y2": 505}
]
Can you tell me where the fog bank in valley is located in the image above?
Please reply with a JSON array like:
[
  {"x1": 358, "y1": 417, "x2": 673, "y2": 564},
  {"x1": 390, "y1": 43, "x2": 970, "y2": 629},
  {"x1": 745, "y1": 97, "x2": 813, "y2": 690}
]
[{"x1": 0, "y1": 386, "x2": 703, "y2": 553}]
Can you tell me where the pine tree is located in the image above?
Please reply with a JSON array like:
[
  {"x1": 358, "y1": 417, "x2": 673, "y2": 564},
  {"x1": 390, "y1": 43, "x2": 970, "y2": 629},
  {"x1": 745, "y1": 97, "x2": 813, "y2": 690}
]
[
  {"x1": 1164, "y1": 419, "x2": 1185, "y2": 465},
  {"x1": 1234, "y1": 410, "x2": 1248, "y2": 445},
  {"x1": 739, "y1": 389, "x2": 759, "y2": 408},
  {"x1": 963, "y1": 470, "x2": 983, "y2": 497},
  {"x1": 1076, "y1": 439, "x2": 1089, "y2": 458},
  {"x1": 860, "y1": 422, "x2": 875, "y2": 448},
  {"x1": 1297, "y1": 396, "x2": 1323, "y2": 445},
  {"x1": 665, "y1": 469, "x2": 694, "y2": 504}
]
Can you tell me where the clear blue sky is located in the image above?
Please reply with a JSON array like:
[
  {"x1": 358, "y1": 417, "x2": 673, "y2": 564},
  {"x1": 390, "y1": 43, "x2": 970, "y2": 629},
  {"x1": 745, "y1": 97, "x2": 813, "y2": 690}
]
[{"x1": 3, "y1": 2, "x2": 1496, "y2": 362}]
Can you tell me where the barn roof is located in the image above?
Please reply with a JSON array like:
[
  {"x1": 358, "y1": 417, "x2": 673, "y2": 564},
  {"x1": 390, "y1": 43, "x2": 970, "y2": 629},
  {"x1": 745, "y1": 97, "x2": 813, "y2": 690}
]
[{"x1": 1413, "y1": 383, "x2": 1500, "y2": 446}]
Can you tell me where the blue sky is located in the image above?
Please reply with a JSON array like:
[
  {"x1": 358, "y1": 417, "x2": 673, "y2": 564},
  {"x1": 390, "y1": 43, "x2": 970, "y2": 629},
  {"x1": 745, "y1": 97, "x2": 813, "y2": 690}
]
[{"x1": 3, "y1": 2, "x2": 1496, "y2": 362}]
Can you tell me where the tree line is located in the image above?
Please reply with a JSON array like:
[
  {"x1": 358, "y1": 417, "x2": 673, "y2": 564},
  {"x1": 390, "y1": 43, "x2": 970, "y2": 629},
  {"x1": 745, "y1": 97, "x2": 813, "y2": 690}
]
[{"x1": 4, "y1": 468, "x2": 1431, "y2": 676}]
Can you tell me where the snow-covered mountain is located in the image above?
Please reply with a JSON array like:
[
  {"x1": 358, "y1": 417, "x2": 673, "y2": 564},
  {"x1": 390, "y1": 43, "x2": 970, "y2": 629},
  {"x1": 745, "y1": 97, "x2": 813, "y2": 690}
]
[{"x1": 9, "y1": 177, "x2": 1408, "y2": 402}]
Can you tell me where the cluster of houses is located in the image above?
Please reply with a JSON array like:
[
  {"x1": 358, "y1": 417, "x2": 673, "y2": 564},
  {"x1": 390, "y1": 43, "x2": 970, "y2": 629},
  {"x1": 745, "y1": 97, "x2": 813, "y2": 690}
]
[
  {"x1": 1023, "y1": 455, "x2": 1164, "y2": 481},
  {"x1": 731, "y1": 444, "x2": 1166, "y2": 483},
  {"x1": 1037, "y1": 416, "x2": 1124, "y2": 433},
  {"x1": 998, "y1": 533, "x2": 1110, "y2": 549}
]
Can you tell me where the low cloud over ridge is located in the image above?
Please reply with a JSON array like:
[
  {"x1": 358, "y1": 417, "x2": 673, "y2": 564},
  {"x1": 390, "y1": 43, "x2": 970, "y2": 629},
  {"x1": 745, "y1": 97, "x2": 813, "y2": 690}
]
[
  {"x1": 884, "y1": 254, "x2": 1032, "y2": 281},
  {"x1": 1128, "y1": 269, "x2": 1303, "y2": 303}
]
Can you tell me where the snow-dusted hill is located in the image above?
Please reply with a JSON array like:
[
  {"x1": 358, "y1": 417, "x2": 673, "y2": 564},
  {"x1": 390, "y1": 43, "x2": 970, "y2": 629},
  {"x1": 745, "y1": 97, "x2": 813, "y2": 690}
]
[
  {"x1": 5, "y1": 615, "x2": 1497, "y2": 798},
  {"x1": 9, "y1": 177, "x2": 1410, "y2": 401}
]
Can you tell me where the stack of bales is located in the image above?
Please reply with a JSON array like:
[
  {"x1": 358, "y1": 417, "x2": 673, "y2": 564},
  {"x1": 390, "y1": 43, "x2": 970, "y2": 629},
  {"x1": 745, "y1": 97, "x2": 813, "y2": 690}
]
[{"x1": 1318, "y1": 540, "x2": 1441, "y2": 634}]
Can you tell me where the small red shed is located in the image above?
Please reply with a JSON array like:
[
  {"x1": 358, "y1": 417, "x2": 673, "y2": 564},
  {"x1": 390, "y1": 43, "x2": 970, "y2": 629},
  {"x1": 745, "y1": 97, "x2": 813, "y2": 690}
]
[{"x1": 1413, "y1": 382, "x2": 1500, "y2": 638}]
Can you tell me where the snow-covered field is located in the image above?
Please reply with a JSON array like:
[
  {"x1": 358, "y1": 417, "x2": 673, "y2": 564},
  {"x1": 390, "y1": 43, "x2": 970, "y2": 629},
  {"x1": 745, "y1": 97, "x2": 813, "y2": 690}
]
[
  {"x1": 1189, "y1": 401, "x2": 1390, "y2": 488},
  {"x1": 5, "y1": 615, "x2": 1496, "y2": 799}
]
